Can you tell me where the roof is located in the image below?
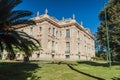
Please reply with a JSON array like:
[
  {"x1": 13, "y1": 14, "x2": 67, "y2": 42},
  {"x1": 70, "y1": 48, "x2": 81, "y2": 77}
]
[{"x1": 31, "y1": 11, "x2": 94, "y2": 39}]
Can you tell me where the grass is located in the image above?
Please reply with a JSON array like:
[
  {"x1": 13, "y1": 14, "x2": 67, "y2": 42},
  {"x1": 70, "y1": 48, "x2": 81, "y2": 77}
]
[{"x1": 0, "y1": 60, "x2": 120, "y2": 80}]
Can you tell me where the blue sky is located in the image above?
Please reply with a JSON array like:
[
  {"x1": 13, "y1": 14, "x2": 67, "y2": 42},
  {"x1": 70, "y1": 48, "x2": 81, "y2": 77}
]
[{"x1": 15, "y1": 0, "x2": 108, "y2": 33}]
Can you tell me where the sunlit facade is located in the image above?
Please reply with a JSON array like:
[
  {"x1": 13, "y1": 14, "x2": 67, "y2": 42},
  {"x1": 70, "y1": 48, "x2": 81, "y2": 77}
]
[{"x1": 16, "y1": 9, "x2": 95, "y2": 60}]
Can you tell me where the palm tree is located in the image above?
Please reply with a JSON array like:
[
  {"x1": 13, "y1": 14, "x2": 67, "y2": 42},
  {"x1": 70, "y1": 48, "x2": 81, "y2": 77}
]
[{"x1": 0, "y1": 0, "x2": 40, "y2": 61}]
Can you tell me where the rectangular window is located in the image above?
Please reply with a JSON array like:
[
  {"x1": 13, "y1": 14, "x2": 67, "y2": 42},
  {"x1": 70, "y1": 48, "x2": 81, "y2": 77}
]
[
  {"x1": 29, "y1": 27, "x2": 33, "y2": 36},
  {"x1": 78, "y1": 43, "x2": 80, "y2": 51},
  {"x1": 56, "y1": 31, "x2": 58, "y2": 36},
  {"x1": 66, "y1": 42, "x2": 70, "y2": 53},
  {"x1": 78, "y1": 31, "x2": 80, "y2": 38},
  {"x1": 39, "y1": 27, "x2": 42, "y2": 32},
  {"x1": 37, "y1": 53, "x2": 40, "y2": 58},
  {"x1": 85, "y1": 45, "x2": 86, "y2": 52},
  {"x1": 52, "y1": 41, "x2": 55, "y2": 53},
  {"x1": 78, "y1": 43, "x2": 80, "y2": 54},
  {"x1": 66, "y1": 29, "x2": 70, "y2": 38},
  {"x1": 66, "y1": 55, "x2": 70, "y2": 59},
  {"x1": 48, "y1": 28, "x2": 51, "y2": 33},
  {"x1": 84, "y1": 35, "x2": 86, "y2": 43},
  {"x1": 52, "y1": 55, "x2": 54, "y2": 59},
  {"x1": 52, "y1": 28, "x2": 55, "y2": 36}
]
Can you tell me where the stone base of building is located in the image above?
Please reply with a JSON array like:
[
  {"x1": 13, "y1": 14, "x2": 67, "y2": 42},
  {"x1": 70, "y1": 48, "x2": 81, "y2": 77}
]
[
  {"x1": 1, "y1": 52, "x2": 93, "y2": 61},
  {"x1": 17, "y1": 53, "x2": 93, "y2": 61}
]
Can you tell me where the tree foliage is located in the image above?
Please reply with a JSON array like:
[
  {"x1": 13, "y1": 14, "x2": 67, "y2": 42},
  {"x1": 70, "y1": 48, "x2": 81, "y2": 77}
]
[
  {"x1": 0, "y1": 0, "x2": 40, "y2": 60},
  {"x1": 97, "y1": 0, "x2": 120, "y2": 61}
]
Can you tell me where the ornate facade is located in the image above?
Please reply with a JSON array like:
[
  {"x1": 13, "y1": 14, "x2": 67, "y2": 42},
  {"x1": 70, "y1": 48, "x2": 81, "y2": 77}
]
[{"x1": 16, "y1": 9, "x2": 95, "y2": 60}]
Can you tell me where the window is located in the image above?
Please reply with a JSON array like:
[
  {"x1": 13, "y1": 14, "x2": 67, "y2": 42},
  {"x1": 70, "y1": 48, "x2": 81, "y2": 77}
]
[
  {"x1": 52, "y1": 28, "x2": 55, "y2": 36},
  {"x1": 29, "y1": 27, "x2": 33, "y2": 35},
  {"x1": 66, "y1": 29, "x2": 70, "y2": 38},
  {"x1": 51, "y1": 41, "x2": 55, "y2": 52},
  {"x1": 78, "y1": 31, "x2": 80, "y2": 38},
  {"x1": 48, "y1": 28, "x2": 51, "y2": 33},
  {"x1": 78, "y1": 43, "x2": 80, "y2": 53},
  {"x1": 39, "y1": 27, "x2": 42, "y2": 32},
  {"x1": 66, "y1": 42, "x2": 70, "y2": 53},
  {"x1": 37, "y1": 53, "x2": 40, "y2": 58},
  {"x1": 84, "y1": 35, "x2": 86, "y2": 43},
  {"x1": 66, "y1": 55, "x2": 70, "y2": 59},
  {"x1": 56, "y1": 31, "x2": 58, "y2": 36},
  {"x1": 52, "y1": 54, "x2": 54, "y2": 59},
  {"x1": 85, "y1": 45, "x2": 86, "y2": 52}
]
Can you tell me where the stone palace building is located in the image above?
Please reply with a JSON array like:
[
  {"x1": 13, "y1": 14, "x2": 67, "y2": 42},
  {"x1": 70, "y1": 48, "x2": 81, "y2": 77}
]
[{"x1": 3, "y1": 9, "x2": 95, "y2": 60}]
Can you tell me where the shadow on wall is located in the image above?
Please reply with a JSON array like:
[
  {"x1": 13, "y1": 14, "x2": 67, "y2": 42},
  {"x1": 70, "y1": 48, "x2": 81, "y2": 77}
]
[{"x1": 0, "y1": 62, "x2": 41, "y2": 80}]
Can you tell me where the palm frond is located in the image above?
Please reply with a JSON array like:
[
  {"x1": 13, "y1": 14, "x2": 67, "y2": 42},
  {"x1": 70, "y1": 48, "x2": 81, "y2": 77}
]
[
  {"x1": 7, "y1": 10, "x2": 33, "y2": 22},
  {"x1": 0, "y1": 0, "x2": 40, "y2": 60},
  {"x1": 0, "y1": 0, "x2": 22, "y2": 21}
]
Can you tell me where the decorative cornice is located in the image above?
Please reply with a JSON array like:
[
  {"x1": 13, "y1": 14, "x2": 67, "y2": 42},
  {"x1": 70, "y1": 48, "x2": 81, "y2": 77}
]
[
  {"x1": 34, "y1": 15, "x2": 61, "y2": 28},
  {"x1": 15, "y1": 12, "x2": 94, "y2": 39}
]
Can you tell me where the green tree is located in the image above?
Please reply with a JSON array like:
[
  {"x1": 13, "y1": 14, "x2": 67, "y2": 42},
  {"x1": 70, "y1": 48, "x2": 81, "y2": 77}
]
[
  {"x1": 97, "y1": 0, "x2": 120, "y2": 61},
  {"x1": 0, "y1": 0, "x2": 40, "y2": 61},
  {"x1": 94, "y1": 33, "x2": 107, "y2": 60}
]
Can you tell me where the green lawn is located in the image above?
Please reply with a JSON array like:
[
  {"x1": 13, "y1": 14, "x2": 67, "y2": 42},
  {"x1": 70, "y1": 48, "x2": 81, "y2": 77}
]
[{"x1": 0, "y1": 60, "x2": 120, "y2": 80}]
